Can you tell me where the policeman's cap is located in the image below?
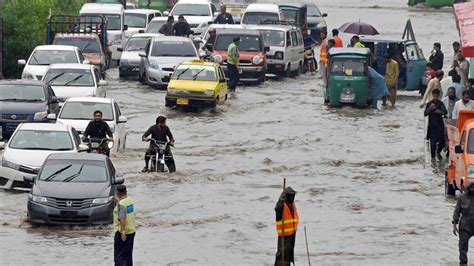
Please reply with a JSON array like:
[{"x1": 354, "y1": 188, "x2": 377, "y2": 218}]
[{"x1": 117, "y1": 185, "x2": 127, "y2": 193}]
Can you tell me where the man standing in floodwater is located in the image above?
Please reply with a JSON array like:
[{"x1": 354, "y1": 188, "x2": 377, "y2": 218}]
[
  {"x1": 275, "y1": 187, "x2": 299, "y2": 265},
  {"x1": 424, "y1": 88, "x2": 447, "y2": 161},
  {"x1": 453, "y1": 182, "x2": 474, "y2": 265},
  {"x1": 113, "y1": 185, "x2": 136, "y2": 266}
]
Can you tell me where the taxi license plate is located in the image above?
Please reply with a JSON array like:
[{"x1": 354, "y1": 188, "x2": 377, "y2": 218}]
[{"x1": 177, "y1": 99, "x2": 189, "y2": 105}]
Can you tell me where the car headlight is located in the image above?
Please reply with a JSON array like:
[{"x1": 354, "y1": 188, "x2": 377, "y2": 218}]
[
  {"x1": 213, "y1": 55, "x2": 223, "y2": 64},
  {"x1": 33, "y1": 111, "x2": 48, "y2": 121},
  {"x1": 29, "y1": 194, "x2": 48, "y2": 203},
  {"x1": 252, "y1": 55, "x2": 263, "y2": 65},
  {"x1": 121, "y1": 59, "x2": 129, "y2": 66},
  {"x1": 168, "y1": 88, "x2": 177, "y2": 94},
  {"x1": 204, "y1": 90, "x2": 215, "y2": 96},
  {"x1": 2, "y1": 158, "x2": 20, "y2": 170},
  {"x1": 91, "y1": 197, "x2": 110, "y2": 205},
  {"x1": 148, "y1": 60, "x2": 159, "y2": 69},
  {"x1": 275, "y1": 52, "x2": 284, "y2": 60}
]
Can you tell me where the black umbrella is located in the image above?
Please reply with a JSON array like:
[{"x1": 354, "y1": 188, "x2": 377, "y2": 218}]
[{"x1": 339, "y1": 21, "x2": 379, "y2": 35}]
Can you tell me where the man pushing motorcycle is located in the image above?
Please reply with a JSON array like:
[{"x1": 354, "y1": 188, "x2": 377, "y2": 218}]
[{"x1": 142, "y1": 116, "x2": 176, "y2": 173}]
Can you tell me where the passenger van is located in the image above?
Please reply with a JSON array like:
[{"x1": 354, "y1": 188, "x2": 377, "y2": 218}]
[
  {"x1": 252, "y1": 25, "x2": 304, "y2": 76},
  {"x1": 80, "y1": 3, "x2": 127, "y2": 61},
  {"x1": 241, "y1": 3, "x2": 306, "y2": 28}
]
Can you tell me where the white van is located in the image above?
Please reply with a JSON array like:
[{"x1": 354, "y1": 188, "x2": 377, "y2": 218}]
[
  {"x1": 241, "y1": 3, "x2": 306, "y2": 28},
  {"x1": 165, "y1": 0, "x2": 218, "y2": 36},
  {"x1": 252, "y1": 25, "x2": 304, "y2": 77},
  {"x1": 80, "y1": 3, "x2": 126, "y2": 61}
]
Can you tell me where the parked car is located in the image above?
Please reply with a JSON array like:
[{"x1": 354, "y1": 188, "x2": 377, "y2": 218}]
[
  {"x1": 18, "y1": 45, "x2": 85, "y2": 80},
  {"x1": 42, "y1": 64, "x2": 107, "y2": 104},
  {"x1": 145, "y1": 16, "x2": 170, "y2": 34},
  {"x1": 210, "y1": 28, "x2": 268, "y2": 83},
  {"x1": 166, "y1": 60, "x2": 228, "y2": 108},
  {"x1": 241, "y1": 3, "x2": 306, "y2": 28},
  {"x1": 0, "y1": 123, "x2": 88, "y2": 190},
  {"x1": 49, "y1": 97, "x2": 127, "y2": 153},
  {"x1": 305, "y1": 3, "x2": 327, "y2": 43},
  {"x1": 80, "y1": 3, "x2": 127, "y2": 62},
  {"x1": 53, "y1": 34, "x2": 109, "y2": 77},
  {"x1": 0, "y1": 80, "x2": 60, "y2": 140},
  {"x1": 165, "y1": 0, "x2": 218, "y2": 36},
  {"x1": 118, "y1": 33, "x2": 163, "y2": 79},
  {"x1": 124, "y1": 9, "x2": 162, "y2": 38},
  {"x1": 139, "y1": 36, "x2": 200, "y2": 87},
  {"x1": 25, "y1": 153, "x2": 124, "y2": 225},
  {"x1": 252, "y1": 25, "x2": 304, "y2": 77}
]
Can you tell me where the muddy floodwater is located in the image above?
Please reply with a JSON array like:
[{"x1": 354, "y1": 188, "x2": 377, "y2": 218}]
[{"x1": 0, "y1": 0, "x2": 464, "y2": 264}]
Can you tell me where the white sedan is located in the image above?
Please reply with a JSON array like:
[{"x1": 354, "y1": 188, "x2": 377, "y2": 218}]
[
  {"x1": 49, "y1": 97, "x2": 127, "y2": 154},
  {"x1": 0, "y1": 123, "x2": 88, "y2": 191},
  {"x1": 42, "y1": 63, "x2": 107, "y2": 104}
]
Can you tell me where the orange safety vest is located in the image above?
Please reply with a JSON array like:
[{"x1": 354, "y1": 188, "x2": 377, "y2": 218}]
[
  {"x1": 276, "y1": 202, "x2": 299, "y2": 237},
  {"x1": 320, "y1": 40, "x2": 328, "y2": 66}
]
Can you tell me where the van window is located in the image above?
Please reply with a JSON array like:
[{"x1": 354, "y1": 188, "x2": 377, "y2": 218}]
[
  {"x1": 259, "y1": 30, "x2": 285, "y2": 47},
  {"x1": 286, "y1": 32, "x2": 291, "y2": 47},
  {"x1": 291, "y1": 31, "x2": 297, "y2": 46},
  {"x1": 242, "y1": 12, "x2": 279, "y2": 25},
  {"x1": 83, "y1": 13, "x2": 122, "y2": 30},
  {"x1": 296, "y1": 31, "x2": 303, "y2": 46},
  {"x1": 211, "y1": 4, "x2": 218, "y2": 14}
]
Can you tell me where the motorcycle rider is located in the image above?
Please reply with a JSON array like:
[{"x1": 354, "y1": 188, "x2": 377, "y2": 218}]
[
  {"x1": 83, "y1": 110, "x2": 113, "y2": 156},
  {"x1": 142, "y1": 116, "x2": 176, "y2": 173},
  {"x1": 302, "y1": 27, "x2": 317, "y2": 72}
]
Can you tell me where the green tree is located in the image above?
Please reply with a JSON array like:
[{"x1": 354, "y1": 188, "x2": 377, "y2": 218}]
[{"x1": 3, "y1": 0, "x2": 87, "y2": 78}]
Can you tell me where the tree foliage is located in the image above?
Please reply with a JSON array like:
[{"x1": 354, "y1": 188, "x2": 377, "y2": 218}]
[{"x1": 2, "y1": 0, "x2": 87, "y2": 78}]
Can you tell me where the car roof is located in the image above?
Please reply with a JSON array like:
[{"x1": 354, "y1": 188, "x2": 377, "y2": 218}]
[
  {"x1": 209, "y1": 24, "x2": 246, "y2": 30},
  {"x1": 151, "y1": 36, "x2": 192, "y2": 42},
  {"x1": 65, "y1": 97, "x2": 113, "y2": 104},
  {"x1": 130, "y1": 33, "x2": 163, "y2": 38},
  {"x1": 180, "y1": 59, "x2": 219, "y2": 67},
  {"x1": 177, "y1": 0, "x2": 211, "y2": 4},
  {"x1": 55, "y1": 33, "x2": 100, "y2": 40},
  {"x1": 35, "y1": 45, "x2": 79, "y2": 51},
  {"x1": 18, "y1": 123, "x2": 70, "y2": 132},
  {"x1": 125, "y1": 9, "x2": 159, "y2": 15},
  {"x1": 359, "y1": 36, "x2": 405, "y2": 43},
  {"x1": 279, "y1": 3, "x2": 307, "y2": 8},
  {"x1": 250, "y1": 25, "x2": 297, "y2": 31},
  {"x1": 47, "y1": 152, "x2": 107, "y2": 162},
  {"x1": 150, "y1": 17, "x2": 169, "y2": 22},
  {"x1": 216, "y1": 28, "x2": 261, "y2": 36},
  {"x1": 80, "y1": 3, "x2": 123, "y2": 14},
  {"x1": 47, "y1": 63, "x2": 93, "y2": 70},
  {"x1": 328, "y1": 48, "x2": 371, "y2": 56},
  {"x1": 245, "y1": 4, "x2": 280, "y2": 13},
  {"x1": 0, "y1": 79, "x2": 46, "y2": 86}
]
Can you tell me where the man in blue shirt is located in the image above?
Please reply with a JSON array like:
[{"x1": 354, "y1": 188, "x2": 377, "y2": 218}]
[{"x1": 302, "y1": 27, "x2": 316, "y2": 49}]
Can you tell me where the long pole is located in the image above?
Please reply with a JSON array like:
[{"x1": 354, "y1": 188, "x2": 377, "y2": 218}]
[
  {"x1": 304, "y1": 226, "x2": 311, "y2": 266},
  {"x1": 281, "y1": 178, "x2": 286, "y2": 264}
]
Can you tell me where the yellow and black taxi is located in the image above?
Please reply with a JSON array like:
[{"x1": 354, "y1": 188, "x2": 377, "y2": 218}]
[{"x1": 165, "y1": 60, "x2": 228, "y2": 108}]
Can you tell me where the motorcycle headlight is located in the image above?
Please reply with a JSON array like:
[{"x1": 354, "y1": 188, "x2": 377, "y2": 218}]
[
  {"x1": 252, "y1": 55, "x2": 263, "y2": 65},
  {"x1": 120, "y1": 59, "x2": 129, "y2": 66},
  {"x1": 107, "y1": 140, "x2": 114, "y2": 149},
  {"x1": 2, "y1": 158, "x2": 20, "y2": 170},
  {"x1": 213, "y1": 55, "x2": 223, "y2": 64},
  {"x1": 149, "y1": 60, "x2": 159, "y2": 69},
  {"x1": 275, "y1": 52, "x2": 284, "y2": 60},
  {"x1": 91, "y1": 197, "x2": 110, "y2": 205},
  {"x1": 33, "y1": 111, "x2": 48, "y2": 121},
  {"x1": 204, "y1": 90, "x2": 215, "y2": 96},
  {"x1": 29, "y1": 194, "x2": 48, "y2": 204}
]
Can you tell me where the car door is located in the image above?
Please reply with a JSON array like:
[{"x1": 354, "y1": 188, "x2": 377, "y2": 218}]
[
  {"x1": 47, "y1": 86, "x2": 60, "y2": 115},
  {"x1": 285, "y1": 31, "x2": 292, "y2": 69},
  {"x1": 290, "y1": 30, "x2": 298, "y2": 70},
  {"x1": 295, "y1": 30, "x2": 305, "y2": 65},
  {"x1": 107, "y1": 158, "x2": 117, "y2": 190},
  {"x1": 217, "y1": 66, "x2": 227, "y2": 102},
  {"x1": 405, "y1": 42, "x2": 427, "y2": 91},
  {"x1": 94, "y1": 68, "x2": 106, "y2": 97},
  {"x1": 113, "y1": 101, "x2": 126, "y2": 147},
  {"x1": 71, "y1": 127, "x2": 82, "y2": 150}
]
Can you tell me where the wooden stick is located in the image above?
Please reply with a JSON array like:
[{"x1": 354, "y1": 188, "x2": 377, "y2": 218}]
[
  {"x1": 281, "y1": 178, "x2": 286, "y2": 263},
  {"x1": 304, "y1": 226, "x2": 311, "y2": 266}
]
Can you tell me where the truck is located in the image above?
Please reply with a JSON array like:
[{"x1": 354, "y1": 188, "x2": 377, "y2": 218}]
[
  {"x1": 408, "y1": 0, "x2": 469, "y2": 8},
  {"x1": 445, "y1": 110, "x2": 474, "y2": 196}
]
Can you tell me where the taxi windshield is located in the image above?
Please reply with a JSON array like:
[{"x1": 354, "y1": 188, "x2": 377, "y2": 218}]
[{"x1": 172, "y1": 65, "x2": 217, "y2": 81}]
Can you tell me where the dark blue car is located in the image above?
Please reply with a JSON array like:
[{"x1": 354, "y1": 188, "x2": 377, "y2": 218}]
[{"x1": 0, "y1": 80, "x2": 60, "y2": 140}]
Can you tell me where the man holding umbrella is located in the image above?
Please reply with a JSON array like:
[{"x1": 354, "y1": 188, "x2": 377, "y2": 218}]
[{"x1": 339, "y1": 20, "x2": 378, "y2": 47}]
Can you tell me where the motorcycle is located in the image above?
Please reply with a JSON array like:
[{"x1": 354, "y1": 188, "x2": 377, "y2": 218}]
[
  {"x1": 144, "y1": 138, "x2": 174, "y2": 173},
  {"x1": 303, "y1": 46, "x2": 316, "y2": 73},
  {"x1": 83, "y1": 137, "x2": 114, "y2": 156}
]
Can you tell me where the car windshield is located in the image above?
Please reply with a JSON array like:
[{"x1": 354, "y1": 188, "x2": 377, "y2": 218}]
[
  {"x1": 38, "y1": 160, "x2": 108, "y2": 183},
  {"x1": 9, "y1": 130, "x2": 73, "y2": 150},
  {"x1": 171, "y1": 4, "x2": 210, "y2": 16},
  {"x1": 146, "y1": 20, "x2": 166, "y2": 33},
  {"x1": 44, "y1": 69, "x2": 95, "y2": 87},
  {"x1": 259, "y1": 30, "x2": 285, "y2": 47},
  {"x1": 125, "y1": 37, "x2": 150, "y2": 51},
  {"x1": 28, "y1": 50, "x2": 78, "y2": 66},
  {"x1": 468, "y1": 129, "x2": 474, "y2": 154},
  {"x1": 242, "y1": 12, "x2": 279, "y2": 25},
  {"x1": 125, "y1": 13, "x2": 147, "y2": 28},
  {"x1": 0, "y1": 85, "x2": 46, "y2": 102},
  {"x1": 215, "y1": 35, "x2": 262, "y2": 52},
  {"x1": 151, "y1": 41, "x2": 196, "y2": 57},
  {"x1": 172, "y1": 65, "x2": 217, "y2": 81},
  {"x1": 280, "y1": 8, "x2": 300, "y2": 25},
  {"x1": 330, "y1": 58, "x2": 367, "y2": 76},
  {"x1": 54, "y1": 38, "x2": 101, "y2": 53},
  {"x1": 59, "y1": 102, "x2": 114, "y2": 121},
  {"x1": 307, "y1": 5, "x2": 322, "y2": 17}
]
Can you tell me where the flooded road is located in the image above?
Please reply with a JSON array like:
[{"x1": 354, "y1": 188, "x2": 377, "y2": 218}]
[{"x1": 0, "y1": 0, "x2": 464, "y2": 264}]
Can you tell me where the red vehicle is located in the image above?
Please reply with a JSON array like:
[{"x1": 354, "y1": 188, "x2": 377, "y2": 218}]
[{"x1": 209, "y1": 29, "x2": 268, "y2": 83}]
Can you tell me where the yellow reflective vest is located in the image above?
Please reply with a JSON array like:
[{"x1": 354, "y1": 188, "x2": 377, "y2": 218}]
[{"x1": 114, "y1": 197, "x2": 136, "y2": 234}]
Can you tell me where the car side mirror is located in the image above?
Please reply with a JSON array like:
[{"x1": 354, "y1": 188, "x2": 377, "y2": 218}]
[
  {"x1": 0, "y1": 142, "x2": 5, "y2": 149},
  {"x1": 264, "y1": 46, "x2": 270, "y2": 53},
  {"x1": 118, "y1": 116, "x2": 127, "y2": 123},
  {"x1": 114, "y1": 176, "x2": 125, "y2": 185},
  {"x1": 138, "y1": 29, "x2": 145, "y2": 33},
  {"x1": 18, "y1": 59, "x2": 26, "y2": 65},
  {"x1": 322, "y1": 13, "x2": 328, "y2": 17},
  {"x1": 117, "y1": 47, "x2": 123, "y2": 52},
  {"x1": 123, "y1": 25, "x2": 128, "y2": 31},
  {"x1": 163, "y1": 11, "x2": 169, "y2": 16},
  {"x1": 139, "y1": 52, "x2": 147, "y2": 57},
  {"x1": 78, "y1": 144, "x2": 89, "y2": 152},
  {"x1": 51, "y1": 96, "x2": 59, "y2": 104},
  {"x1": 455, "y1": 145, "x2": 464, "y2": 154},
  {"x1": 47, "y1": 113, "x2": 56, "y2": 120},
  {"x1": 219, "y1": 78, "x2": 226, "y2": 83},
  {"x1": 98, "y1": 80, "x2": 107, "y2": 86},
  {"x1": 23, "y1": 175, "x2": 36, "y2": 183}
]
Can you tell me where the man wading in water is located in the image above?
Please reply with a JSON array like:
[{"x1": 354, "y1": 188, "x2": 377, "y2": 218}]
[
  {"x1": 275, "y1": 187, "x2": 299, "y2": 265},
  {"x1": 453, "y1": 182, "x2": 474, "y2": 265}
]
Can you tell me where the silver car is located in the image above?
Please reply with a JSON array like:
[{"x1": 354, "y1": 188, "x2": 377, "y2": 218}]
[
  {"x1": 118, "y1": 33, "x2": 163, "y2": 79},
  {"x1": 138, "y1": 36, "x2": 200, "y2": 88}
]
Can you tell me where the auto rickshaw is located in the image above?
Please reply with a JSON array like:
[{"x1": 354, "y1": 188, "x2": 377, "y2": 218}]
[{"x1": 324, "y1": 48, "x2": 372, "y2": 108}]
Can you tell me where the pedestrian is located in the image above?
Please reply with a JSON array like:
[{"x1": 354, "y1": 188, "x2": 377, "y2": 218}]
[
  {"x1": 442, "y1": 87, "x2": 459, "y2": 119},
  {"x1": 319, "y1": 32, "x2": 327, "y2": 78},
  {"x1": 159, "y1": 16, "x2": 174, "y2": 36},
  {"x1": 451, "y1": 41, "x2": 461, "y2": 70},
  {"x1": 455, "y1": 53, "x2": 470, "y2": 88},
  {"x1": 420, "y1": 70, "x2": 443, "y2": 109},
  {"x1": 468, "y1": 79, "x2": 474, "y2": 100},
  {"x1": 213, "y1": 4, "x2": 234, "y2": 24},
  {"x1": 368, "y1": 66, "x2": 389, "y2": 109},
  {"x1": 350, "y1": 35, "x2": 365, "y2": 48},
  {"x1": 383, "y1": 54, "x2": 399, "y2": 107},
  {"x1": 275, "y1": 187, "x2": 299, "y2": 266},
  {"x1": 113, "y1": 185, "x2": 136, "y2": 266},
  {"x1": 453, "y1": 90, "x2": 474, "y2": 119},
  {"x1": 453, "y1": 181, "x2": 474, "y2": 265},
  {"x1": 421, "y1": 62, "x2": 437, "y2": 96},
  {"x1": 424, "y1": 88, "x2": 447, "y2": 161},
  {"x1": 204, "y1": 27, "x2": 217, "y2": 51},
  {"x1": 227, "y1": 36, "x2": 240, "y2": 93},
  {"x1": 443, "y1": 73, "x2": 463, "y2": 99},
  {"x1": 173, "y1": 15, "x2": 192, "y2": 37},
  {"x1": 332, "y1": 28, "x2": 343, "y2": 47},
  {"x1": 429, "y1": 42, "x2": 444, "y2": 71}
]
